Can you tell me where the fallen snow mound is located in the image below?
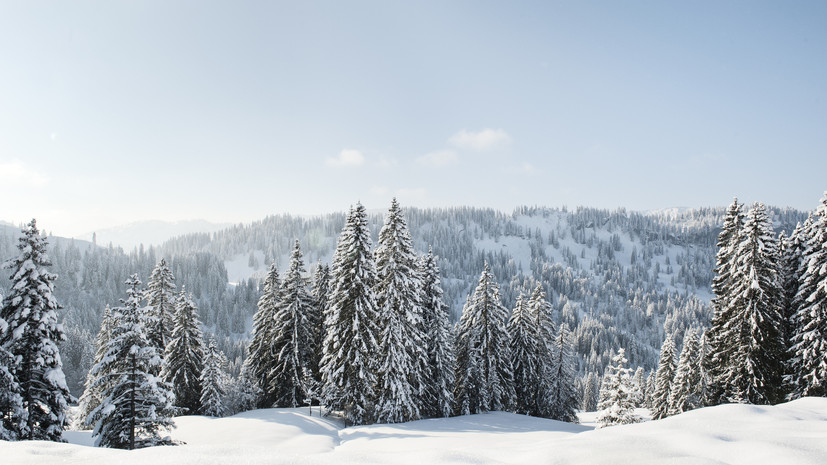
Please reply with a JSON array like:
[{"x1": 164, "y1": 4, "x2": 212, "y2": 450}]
[{"x1": 2, "y1": 398, "x2": 825, "y2": 465}]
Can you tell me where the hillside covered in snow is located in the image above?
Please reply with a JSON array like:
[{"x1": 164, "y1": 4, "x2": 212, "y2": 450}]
[{"x1": 3, "y1": 398, "x2": 825, "y2": 465}]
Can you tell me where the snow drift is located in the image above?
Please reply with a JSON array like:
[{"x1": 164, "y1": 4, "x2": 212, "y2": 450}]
[{"x1": 2, "y1": 398, "x2": 826, "y2": 465}]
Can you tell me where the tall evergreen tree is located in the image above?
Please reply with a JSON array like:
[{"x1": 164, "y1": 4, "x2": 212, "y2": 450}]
[
  {"x1": 581, "y1": 372, "x2": 599, "y2": 412},
  {"x1": 669, "y1": 328, "x2": 703, "y2": 415},
  {"x1": 547, "y1": 325, "x2": 579, "y2": 423},
  {"x1": 145, "y1": 259, "x2": 177, "y2": 359},
  {"x1": 311, "y1": 262, "x2": 330, "y2": 381},
  {"x1": 527, "y1": 283, "x2": 556, "y2": 417},
  {"x1": 87, "y1": 275, "x2": 175, "y2": 449},
  {"x1": 77, "y1": 305, "x2": 116, "y2": 429},
  {"x1": 247, "y1": 264, "x2": 281, "y2": 408},
  {"x1": 790, "y1": 194, "x2": 827, "y2": 398},
  {"x1": 454, "y1": 264, "x2": 514, "y2": 415},
  {"x1": 320, "y1": 203, "x2": 382, "y2": 425},
  {"x1": 720, "y1": 203, "x2": 785, "y2": 404},
  {"x1": 373, "y1": 199, "x2": 427, "y2": 423},
  {"x1": 200, "y1": 338, "x2": 227, "y2": 417},
  {"x1": 162, "y1": 289, "x2": 205, "y2": 414},
  {"x1": 418, "y1": 248, "x2": 455, "y2": 418},
  {"x1": 508, "y1": 293, "x2": 536, "y2": 415},
  {"x1": 705, "y1": 199, "x2": 743, "y2": 406},
  {"x1": 650, "y1": 334, "x2": 677, "y2": 420},
  {"x1": 270, "y1": 240, "x2": 316, "y2": 408},
  {"x1": 0, "y1": 219, "x2": 71, "y2": 441},
  {"x1": 596, "y1": 349, "x2": 639, "y2": 428},
  {"x1": 631, "y1": 367, "x2": 646, "y2": 408}
]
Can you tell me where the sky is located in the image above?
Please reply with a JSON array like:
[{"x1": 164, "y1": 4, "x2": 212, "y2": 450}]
[{"x1": 1, "y1": 1, "x2": 826, "y2": 238}]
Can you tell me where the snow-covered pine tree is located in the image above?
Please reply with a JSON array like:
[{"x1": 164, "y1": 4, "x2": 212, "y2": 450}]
[
  {"x1": 162, "y1": 289, "x2": 205, "y2": 415},
  {"x1": 419, "y1": 248, "x2": 455, "y2": 418},
  {"x1": 0, "y1": 219, "x2": 71, "y2": 441},
  {"x1": 247, "y1": 263, "x2": 281, "y2": 408},
  {"x1": 374, "y1": 199, "x2": 428, "y2": 424},
  {"x1": 270, "y1": 240, "x2": 316, "y2": 408},
  {"x1": 645, "y1": 369, "x2": 657, "y2": 408},
  {"x1": 88, "y1": 274, "x2": 175, "y2": 449},
  {"x1": 0, "y1": 314, "x2": 24, "y2": 440},
  {"x1": 596, "y1": 349, "x2": 640, "y2": 428},
  {"x1": 704, "y1": 199, "x2": 743, "y2": 406},
  {"x1": 508, "y1": 292, "x2": 537, "y2": 416},
  {"x1": 790, "y1": 194, "x2": 827, "y2": 398},
  {"x1": 226, "y1": 359, "x2": 262, "y2": 416},
  {"x1": 720, "y1": 203, "x2": 785, "y2": 404},
  {"x1": 145, "y1": 258, "x2": 177, "y2": 361},
  {"x1": 320, "y1": 203, "x2": 382, "y2": 426},
  {"x1": 527, "y1": 283, "x2": 556, "y2": 417},
  {"x1": 547, "y1": 325, "x2": 579, "y2": 423},
  {"x1": 77, "y1": 304, "x2": 116, "y2": 429},
  {"x1": 311, "y1": 262, "x2": 330, "y2": 381},
  {"x1": 454, "y1": 263, "x2": 515, "y2": 415},
  {"x1": 581, "y1": 372, "x2": 599, "y2": 412},
  {"x1": 631, "y1": 367, "x2": 646, "y2": 408},
  {"x1": 669, "y1": 328, "x2": 703, "y2": 415},
  {"x1": 650, "y1": 334, "x2": 677, "y2": 420},
  {"x1": 200, "y1": 338, "x2": 228, "y2": 417}
]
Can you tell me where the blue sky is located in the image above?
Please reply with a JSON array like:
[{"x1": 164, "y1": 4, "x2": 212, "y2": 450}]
[{"x1": 1, "y1": 1, "x2": 825, "y2": 237}]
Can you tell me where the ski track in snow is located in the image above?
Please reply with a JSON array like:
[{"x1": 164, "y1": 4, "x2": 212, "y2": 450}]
[{"x1": 2, "y1": 398, "x2": 826, "y2": 465}]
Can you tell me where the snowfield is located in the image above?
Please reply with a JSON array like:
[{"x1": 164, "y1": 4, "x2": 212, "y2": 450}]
[{"x1": 3, "y1": 398, "x2": 826, "y2": 465}]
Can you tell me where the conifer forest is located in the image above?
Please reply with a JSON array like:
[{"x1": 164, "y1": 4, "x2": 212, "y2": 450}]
[{"x1": 1, "y1": 194, "x2": 826, "y2": 446}]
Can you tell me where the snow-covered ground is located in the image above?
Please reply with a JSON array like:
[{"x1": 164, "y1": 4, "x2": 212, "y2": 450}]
[{"x1": 3, "y1": 398, "x2": 826, "y2": 465}]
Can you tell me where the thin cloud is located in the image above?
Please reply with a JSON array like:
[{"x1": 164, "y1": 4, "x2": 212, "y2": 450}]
[
  {"x1": 449, "y1": 128, "x2": 512, "y2": 151},
  {"x1": 326, "y1": 149, "x2": 365, "y2": 167},
  {"x1": 395, "y1": 187, "x2": 428, "y2": 201},
  {"x1": 0, "y1": 160, "x2": 50, "y2": 188},
  {"x1": 511, "y1": 161, "x2": 540, "y2": 176},
  {"x1": 416, "y1": 150, "x2": 459, "y2": 167}
]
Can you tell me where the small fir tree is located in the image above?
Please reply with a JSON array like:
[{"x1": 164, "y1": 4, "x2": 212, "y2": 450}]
[
  {"x1": 547, "y1": 325, "x2": 579, "y2": 423},
  {"x1": 162, "y1": 289, "x2": 205, "y2": 415},
  {"x1": 419, "y1": 248, "x2": 456, "y2": 418},
  {"x1": 200, "y1": 338, "x2": 228, "y2": 417},
  {"x1": 596, "y1": 349, "x2": 640, "y2": 427},
  {"x1": 76, "y1": 305, "x2": 116, "y2": 429},
  {"x1": 650, "y1": 335, "x2": 677, "y2": 420},
  {"x1": 669, "y1": 328, "x2": 703, "y2": 415},
  {"x1": 247, "y1": 264, "x2": 282, "y2": 408},
  {"x1": 145, "y1": 259, "x2": 177, "y2": 361},
  {"x1": 454, "y1": 264, "x2": 515, "y2": 415}
]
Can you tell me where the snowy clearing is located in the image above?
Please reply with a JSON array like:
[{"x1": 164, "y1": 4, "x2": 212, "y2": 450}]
[{"x1": 2, "y1": 398, "x2": 826, "y2": 465}]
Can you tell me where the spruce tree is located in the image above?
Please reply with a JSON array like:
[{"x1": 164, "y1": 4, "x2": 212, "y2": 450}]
[
  {"x1": 270, "y1": 240, "x2": 316, "y2": 408},
  {"x1": 547, "y1": 325, "x2": 579, "y2": 423},
  {"x1": 528, "y1": 283, "x2": 556, "y2": 417},
  {"x1": 508, "y1": 293, "x2": 536, "y2": 415},
  {"x1": 669, "y1": 328, "x2": 703, "y2": 415},
  {"x1": 77, "y1": 305, "x2": 116, "y2": 429},
  {"x1": 145, "y1": 259, "x2": 177, "y2": 359},
  {"x1": 87, "y1": 274, "x2": 175, "y2": 449},
  {"x1": 650, "y1": 335, "x2": 677, "y2": 420},
  {"x1": 373, "y1": 199, "x2": 428, "y2": 423},
  {"x1": 419, "y1": 248, "x2": 455, "y2": 418},
  {"x1": 454, "y1": 264, "x2": 514, "y2": 414},
  {"x1": 790, "y1": 194, "x2": 827, "y2": 398},
  {"x1": 581, "y1": 372, "x2": 599, "y2": 412},
  {"x1": 311, "y1": 262, "x2": 330, "y2": 382},
  {"x1": 705, "y1": 199, "x2": 743, "y2": 406},
  {"x1": 631, "y1": 367, "x2": 646, "y2": 408},
  {"x1": 247, "y1": 264, "x2": 281, "y2": 408},
  {"x1": 720, "y1": 203, "x2": 785, "y2": 404},
  {"x1": 320, "y1": 203, "x2": 382, "y2": 425},
  {"x1": 596, "y1": 349, "x2": 639, "y2": 427},
  {"x1": 0, "y1": 219, "x2": 71, "y2": 441},
  {"x1": 200, "y1": 338, "x2": 228, "y2": 417},
  {"x1": 162, "y1": 289, "x2": 205, "y2": 415}
]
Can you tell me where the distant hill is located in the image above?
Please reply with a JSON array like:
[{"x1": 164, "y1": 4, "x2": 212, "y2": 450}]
[{"x1": 75, "y1": 219, "x2": 232, "y2": 250}]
